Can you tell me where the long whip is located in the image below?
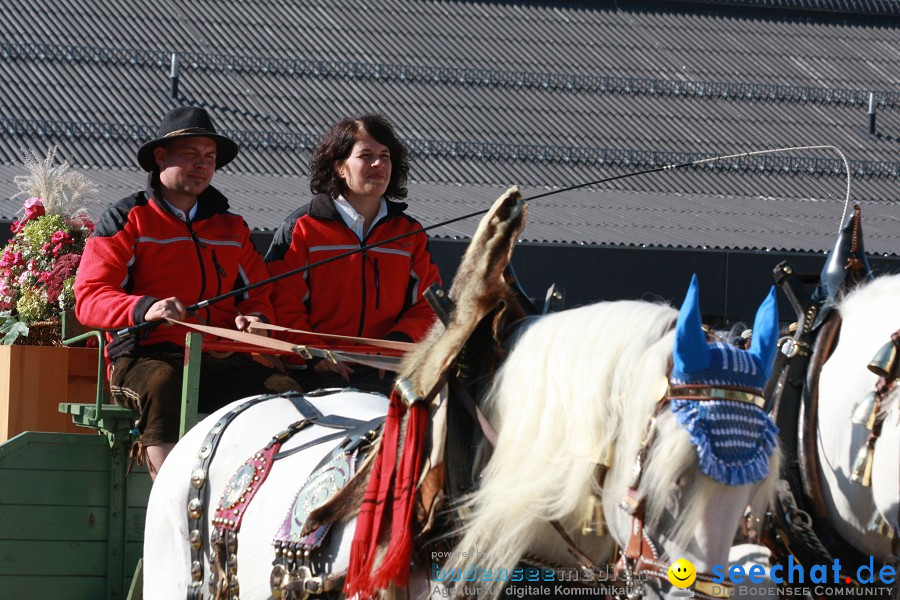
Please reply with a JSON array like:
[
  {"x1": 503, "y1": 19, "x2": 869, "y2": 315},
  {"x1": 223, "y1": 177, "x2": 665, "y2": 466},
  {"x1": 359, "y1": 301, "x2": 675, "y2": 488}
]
[{"x1": 117, "y1": 144, "x2": 851, "y2": 338}]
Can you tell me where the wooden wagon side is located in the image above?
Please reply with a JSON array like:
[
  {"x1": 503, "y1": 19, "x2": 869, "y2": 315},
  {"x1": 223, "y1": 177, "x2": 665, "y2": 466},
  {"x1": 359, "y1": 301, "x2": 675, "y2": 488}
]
[
  {"x1": 0, "y1": 431, "x2": 150, "y2": 599},
  {"x1": 0, "y1": 318, "x2": 205, "y2": 600}
]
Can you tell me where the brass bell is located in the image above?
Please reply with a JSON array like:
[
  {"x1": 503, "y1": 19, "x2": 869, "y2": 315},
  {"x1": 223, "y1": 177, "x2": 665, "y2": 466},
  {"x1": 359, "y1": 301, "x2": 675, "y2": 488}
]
[
  {"x1": 849, "y1": 442, "x2": 874, "y2": 487},
  {"x1": 867, "y1": 340, "x2": 898, "y2": 378},
  {"x1": 580, "y1": 494, "x2": 606, "y2": 537},
  {"x1": 851, "y1": 391, "x2": 878, "y2": 427}
]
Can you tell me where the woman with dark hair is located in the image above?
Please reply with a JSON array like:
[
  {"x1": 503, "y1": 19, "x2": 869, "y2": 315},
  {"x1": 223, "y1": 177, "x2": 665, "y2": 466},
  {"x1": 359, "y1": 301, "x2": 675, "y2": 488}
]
[{"x1": 265, "y1": 114, "x2": 441, "y2": 394}]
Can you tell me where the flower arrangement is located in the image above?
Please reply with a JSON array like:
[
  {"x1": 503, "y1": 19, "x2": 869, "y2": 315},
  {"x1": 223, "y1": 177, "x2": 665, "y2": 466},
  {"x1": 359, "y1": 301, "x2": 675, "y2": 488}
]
[{"x1": 0, "y1": 148, "x2": 98, "y2": 345}]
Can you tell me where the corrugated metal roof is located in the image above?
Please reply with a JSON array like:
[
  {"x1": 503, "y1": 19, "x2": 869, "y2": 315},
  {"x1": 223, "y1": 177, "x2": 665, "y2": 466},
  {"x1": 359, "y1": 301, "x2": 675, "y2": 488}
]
[
  {"x1": 0, "y1": 0, "x2": 897, "y2": 255},
  {"x1": 3, "y1": 163, "x2": 895, "y2": 256}
]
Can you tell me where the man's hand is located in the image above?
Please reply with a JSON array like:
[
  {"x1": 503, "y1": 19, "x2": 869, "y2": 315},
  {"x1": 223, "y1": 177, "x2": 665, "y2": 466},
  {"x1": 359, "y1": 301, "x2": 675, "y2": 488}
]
[{"x1": 144, "y1": 297, "x2": 187, "y2": 323}]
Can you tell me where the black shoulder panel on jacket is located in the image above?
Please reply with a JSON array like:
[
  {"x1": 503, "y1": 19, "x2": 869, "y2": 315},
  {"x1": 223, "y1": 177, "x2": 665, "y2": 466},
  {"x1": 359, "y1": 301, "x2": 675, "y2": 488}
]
[
  {"x1": 93, "y1": 192, "x2": 148, "y2": 238},
  {"x1": 263, "y1": 204, "x2": 311, "y2": 263}
]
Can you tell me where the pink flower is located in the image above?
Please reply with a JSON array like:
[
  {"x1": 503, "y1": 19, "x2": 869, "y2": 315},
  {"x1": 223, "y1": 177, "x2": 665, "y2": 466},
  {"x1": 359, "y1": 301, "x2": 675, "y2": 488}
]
[
  {"x1": 22, "y1": 197, "x2": 45, "y2": 221},
  {"x1": 51, "y1": 230, "x2": 71, "y2": 244},
  {"x1": 45, "y1": 252, "x2": 81, "y2": 304},
  {"x1": 0, "y1": 250, "x2": 24, "y2": 268}
]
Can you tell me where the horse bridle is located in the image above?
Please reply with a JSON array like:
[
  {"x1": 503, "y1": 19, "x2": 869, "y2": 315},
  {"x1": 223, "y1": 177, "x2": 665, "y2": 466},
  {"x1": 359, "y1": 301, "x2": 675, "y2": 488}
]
[
  {"x1": 611, "y1": 376, "x2": 775, "y2": 600},
  {"x1": 449, "y1": 327, "x2": 756, "y2": 600}
]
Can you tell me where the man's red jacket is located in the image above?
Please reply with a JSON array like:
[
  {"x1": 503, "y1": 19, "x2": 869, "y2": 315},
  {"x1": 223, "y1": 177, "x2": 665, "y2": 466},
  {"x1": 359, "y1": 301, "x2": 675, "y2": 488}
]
[{"x1": 75, "y1": 176, "x2": 274, "y2": 360}]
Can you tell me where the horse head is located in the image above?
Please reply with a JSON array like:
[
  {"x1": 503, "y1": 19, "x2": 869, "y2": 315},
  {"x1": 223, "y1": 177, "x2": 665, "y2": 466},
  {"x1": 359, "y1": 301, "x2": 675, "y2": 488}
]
[{"x1": 443, "y1": 275, "x2": 782, "y2": 599}]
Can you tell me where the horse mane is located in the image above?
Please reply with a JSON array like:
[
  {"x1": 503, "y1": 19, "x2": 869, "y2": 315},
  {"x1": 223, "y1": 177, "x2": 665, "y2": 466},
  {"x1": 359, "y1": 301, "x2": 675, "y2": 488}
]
[
  {"x1": 838, "y1": 272, "x2": 900, "y2": 325},
  {"x1": 445, "y1": 297, "x2": 781, "y2": 585},
  {"x1": 446, "y1": 300, "x2": 675, "y2": 577}
]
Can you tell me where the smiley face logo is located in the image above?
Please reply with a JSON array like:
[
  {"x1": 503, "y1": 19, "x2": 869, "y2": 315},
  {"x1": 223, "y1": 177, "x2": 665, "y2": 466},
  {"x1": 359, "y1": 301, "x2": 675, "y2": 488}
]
[{"x1": 667, "y1": 558, "x2": 697, "y2": 589}]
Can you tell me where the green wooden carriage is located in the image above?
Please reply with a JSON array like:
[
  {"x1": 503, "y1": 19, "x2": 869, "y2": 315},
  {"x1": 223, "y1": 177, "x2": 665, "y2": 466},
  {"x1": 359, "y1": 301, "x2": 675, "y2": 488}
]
[{"x1": 0, "y1": 317, "x2": 205, "y2": 600}]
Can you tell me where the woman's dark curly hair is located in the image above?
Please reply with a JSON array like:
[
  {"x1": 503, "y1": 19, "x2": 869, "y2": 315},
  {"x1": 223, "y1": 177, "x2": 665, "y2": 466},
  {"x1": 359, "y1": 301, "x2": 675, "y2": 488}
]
[{"x1": 309, "y1": 114, "x2": 409, "y2": 199}]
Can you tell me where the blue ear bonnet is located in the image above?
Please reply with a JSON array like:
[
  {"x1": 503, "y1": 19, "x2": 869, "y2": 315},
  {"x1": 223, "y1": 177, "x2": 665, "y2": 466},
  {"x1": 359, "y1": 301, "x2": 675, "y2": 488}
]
[
  {"x1": 671, "y1": 274, "x2": 779, "y2": 393},
  {"x1": 669, "y1": 274, "x2": 780, "y2": 486}
]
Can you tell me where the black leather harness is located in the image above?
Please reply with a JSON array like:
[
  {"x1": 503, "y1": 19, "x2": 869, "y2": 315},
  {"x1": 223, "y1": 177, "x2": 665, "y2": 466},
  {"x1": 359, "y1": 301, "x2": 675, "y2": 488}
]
[{"x1": 184, "y1": 390, "x2": 384, "y2": 600}]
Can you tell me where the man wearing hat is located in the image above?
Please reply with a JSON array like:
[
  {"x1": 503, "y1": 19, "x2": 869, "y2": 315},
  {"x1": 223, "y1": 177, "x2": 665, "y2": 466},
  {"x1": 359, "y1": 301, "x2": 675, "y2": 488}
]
[{"x1": 75, "y1": 106, "x2": 301, "y2": 479}]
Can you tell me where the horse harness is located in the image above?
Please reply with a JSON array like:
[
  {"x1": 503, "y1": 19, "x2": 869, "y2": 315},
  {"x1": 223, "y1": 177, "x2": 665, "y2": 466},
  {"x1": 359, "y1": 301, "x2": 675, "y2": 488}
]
[
  {"x1": 185, "y1": 390, "x2": 383, "y2": 600},
  {"x1": 763, "y1": 261, "x2": 899, "y2": 595}
]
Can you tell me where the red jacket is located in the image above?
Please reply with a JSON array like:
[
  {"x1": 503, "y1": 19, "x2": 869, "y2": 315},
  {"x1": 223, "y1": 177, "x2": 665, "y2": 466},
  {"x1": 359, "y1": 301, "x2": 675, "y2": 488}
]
[
  {"x1": 75, "y1": 176, "x2": 274, "y2": 359},
  {"x1": 264, "y1": 194, "x2": 441, "y2": 357}
]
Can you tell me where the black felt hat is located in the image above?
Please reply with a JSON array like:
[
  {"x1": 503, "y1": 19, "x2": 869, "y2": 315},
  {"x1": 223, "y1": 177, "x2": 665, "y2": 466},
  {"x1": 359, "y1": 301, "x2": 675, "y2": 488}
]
[{"x1": 137, "y1": 107, "x2": 239, "y2": 172}]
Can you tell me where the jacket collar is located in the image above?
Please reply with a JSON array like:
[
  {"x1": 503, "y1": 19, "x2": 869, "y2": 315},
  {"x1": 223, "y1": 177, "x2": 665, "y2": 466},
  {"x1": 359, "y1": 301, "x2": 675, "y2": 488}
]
[
  {"x1": 309, "y1": 192, "x2": 408, "y2": 221},
  {"x1": 145, "y1": 172, "x2": 231, "y2": 221}
]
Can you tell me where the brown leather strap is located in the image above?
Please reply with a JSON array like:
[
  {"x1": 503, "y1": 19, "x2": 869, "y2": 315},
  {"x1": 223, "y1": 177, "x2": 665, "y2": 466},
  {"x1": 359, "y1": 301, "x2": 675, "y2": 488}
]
[
  {"x1": 618, "y1": 507, "x2": 734, "y2": 599},
  {"x1": 167, "y1": 319, "x2": 404, "y2": 371},
  {"x1": 250, "y1": 321, "x2": 415, "y2": 351},
  {"x1": 453, "y1": 380, "x2": 498, "y2": 446},
  {"x1": 800, "y1": 315, "x2": 842, "y2": 526}
]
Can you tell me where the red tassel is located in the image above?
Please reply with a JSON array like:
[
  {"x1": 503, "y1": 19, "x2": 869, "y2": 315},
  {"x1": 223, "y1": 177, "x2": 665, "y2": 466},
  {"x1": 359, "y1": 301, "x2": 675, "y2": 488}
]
[
  {"x1": 345, "y1": 390, "x2": 428, "y2": 598},
  {"x1": 371, "y1": 401, "x2": 428, "y2": 588}
]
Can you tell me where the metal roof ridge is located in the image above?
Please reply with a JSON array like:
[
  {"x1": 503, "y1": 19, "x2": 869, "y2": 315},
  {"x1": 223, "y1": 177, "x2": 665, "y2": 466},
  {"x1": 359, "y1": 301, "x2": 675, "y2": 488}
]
[{"x1": 3, "y1": 40, "x2": 898, "y2": 109}]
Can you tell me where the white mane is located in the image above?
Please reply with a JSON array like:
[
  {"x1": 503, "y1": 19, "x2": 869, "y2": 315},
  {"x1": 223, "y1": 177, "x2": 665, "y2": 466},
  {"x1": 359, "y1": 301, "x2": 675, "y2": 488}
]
[
  {"x1": 838, "y1": 272, "x2": 900, "y2": 327},
  {"x1": 444, "y1": 298, "x2": 780, "y2": 590}
]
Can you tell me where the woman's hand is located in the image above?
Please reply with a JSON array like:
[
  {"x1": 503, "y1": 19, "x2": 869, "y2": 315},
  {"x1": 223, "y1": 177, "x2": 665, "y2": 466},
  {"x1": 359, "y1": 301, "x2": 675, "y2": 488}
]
[{"x1": 314, "y1": 358, "x2": 354, "y2": 382}]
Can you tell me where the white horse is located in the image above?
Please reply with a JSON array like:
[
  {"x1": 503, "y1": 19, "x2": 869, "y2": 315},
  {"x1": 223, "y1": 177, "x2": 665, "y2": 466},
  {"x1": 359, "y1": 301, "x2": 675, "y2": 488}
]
[
  {"x1": 817, "y1": 273, "x2": 899, "y2": 569},
  {"x1": 720, "y1": 273, "x2": 900, "y2": 598},
  {"x1": 145, "y1": 301, "x2": 781, "y2": 600},
  {"x1": 144, "y1": 390, "x2": 394, "y2": 599}
]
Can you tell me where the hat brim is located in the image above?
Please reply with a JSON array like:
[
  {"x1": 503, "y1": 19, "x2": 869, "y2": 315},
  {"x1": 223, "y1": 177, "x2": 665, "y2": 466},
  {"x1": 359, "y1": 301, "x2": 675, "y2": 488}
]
[{"x1": 137, "y1": 132, "x2": 239, "y2": 172}]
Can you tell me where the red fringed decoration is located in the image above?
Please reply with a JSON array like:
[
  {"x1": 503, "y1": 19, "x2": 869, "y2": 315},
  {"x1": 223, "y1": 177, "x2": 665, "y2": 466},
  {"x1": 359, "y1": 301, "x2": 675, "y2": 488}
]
[{"x1": 344, "y1": 390, "x2": 429, "y2": 598}]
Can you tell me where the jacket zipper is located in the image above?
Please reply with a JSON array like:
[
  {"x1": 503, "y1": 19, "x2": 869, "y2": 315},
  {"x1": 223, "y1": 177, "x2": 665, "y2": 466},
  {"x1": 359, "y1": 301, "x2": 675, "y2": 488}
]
[
  {"x1": 211, "y1": 248, "x2": 225, "y2": 297},
  {"x1": 355, "y1": 214, "x2": 394, "y2": 337},
  {"x1": 186, "y1": 222, "x2": 211, "y2": 323},
  {"x1": 357, "y1": 248, "x2": 368, "y2": 337},
  {"x1": 373, "y1": 257, "x2": 381, "y2": 310},
  {"x1": 359, "y1": 216, "x2": 392, "y2": 334}
]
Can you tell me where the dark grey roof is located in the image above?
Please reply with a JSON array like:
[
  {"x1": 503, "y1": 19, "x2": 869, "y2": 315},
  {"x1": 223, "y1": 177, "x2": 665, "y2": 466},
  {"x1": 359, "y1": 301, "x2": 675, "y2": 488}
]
[
  {"x1": 3, "y1": 163, "x2": 894, "y2": 257},
  {"x1": 1, "y1": 0, "x2": 897, "y2": 255}
]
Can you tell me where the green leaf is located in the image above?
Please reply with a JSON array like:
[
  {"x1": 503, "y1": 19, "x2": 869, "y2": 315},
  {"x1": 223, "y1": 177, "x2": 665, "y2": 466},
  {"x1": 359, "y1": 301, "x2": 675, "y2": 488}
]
[{"x1": 1, "y1": 315, "x2": 29, "y2": 345}]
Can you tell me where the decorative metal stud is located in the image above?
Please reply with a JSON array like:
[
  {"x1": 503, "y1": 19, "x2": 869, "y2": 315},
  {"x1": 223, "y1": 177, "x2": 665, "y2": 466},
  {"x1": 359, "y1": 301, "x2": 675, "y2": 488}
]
[
  {"x1": 191, "y1": 560, "x2": 202, "y2": 581},
  {"x1": 191, "y1": 468, "x2": 206, "y2": 489},
  {"x1": 187, "y1": 498, "x2": 203, "y2": 519},
  {"x1": 189, "y1": 529, "x2": 202, "y2": 550}
]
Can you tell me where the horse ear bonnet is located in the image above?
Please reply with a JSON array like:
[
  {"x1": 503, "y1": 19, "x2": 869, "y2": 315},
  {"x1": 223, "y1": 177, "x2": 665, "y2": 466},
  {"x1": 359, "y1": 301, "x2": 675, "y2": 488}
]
[
  {"x1": 671, "y1": 274, "x2": 779, "y2": 393},
  {"x1": 669, "y1": 274, "x2": 779, "y2": 486}
]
